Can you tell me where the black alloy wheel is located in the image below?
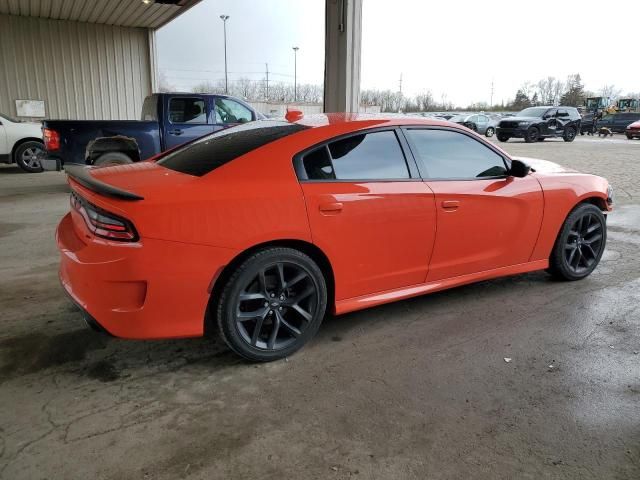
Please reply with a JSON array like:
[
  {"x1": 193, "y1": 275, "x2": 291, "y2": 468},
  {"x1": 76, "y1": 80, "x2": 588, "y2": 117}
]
[
  {"x1": 563, "y1": 127, "x2": 577, "y2": 142},
  {"x1": 217, "y1": 248, "x2": 327, "y2": 361},
  {"x1": 525, "y1": 127, "x2": 539, "y2": 143},
  {"x1": 549, "y1": 203, "x2": 606, "y2": 281}
]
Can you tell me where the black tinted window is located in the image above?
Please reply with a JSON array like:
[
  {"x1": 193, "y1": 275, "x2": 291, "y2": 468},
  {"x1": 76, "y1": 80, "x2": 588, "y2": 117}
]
[
  {"x1": 169, "y1": 97, "x2": 207, "y2": 124},
  {"x1": 327, "y1": 131, "x2": 409, "y2": 180},
  {"x1": 406, "y1": 129, "x2": 507, "y2": 179},
  {"x1": 158, "y1": 121, "x2": 308, "y2": 176},
  {"x1": 303, "y1": 147, "x2": 335, "y2": 180}
]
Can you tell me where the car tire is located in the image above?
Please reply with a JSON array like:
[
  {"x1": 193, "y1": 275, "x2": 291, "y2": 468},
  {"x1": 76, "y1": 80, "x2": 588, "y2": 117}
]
[
  {"x1": 524, "y1": 127, "x2": 539, "y2": 143},
  {"x1": 216, "y1": 247, "x2": 327, "y2": 362},
  {"x1": 14, "y1": 141, "x2": 45, "y2": 173},
  {"x1": 538, "y1": 138, "x2": 545, "y2": 142},
  {"x1": 563, "y1": 126, "x2": 577, "y2": 142},
  {"x1": 548, "y1": 203, "x2": 606, "y2": 281},
  {"x1": 93, "y1": 152, "x2": 133, "y2": 167},
  {"x1": 485, "y1": 127, "x2": 495, "y2": 137},
  {"x1": 627, "y1": 133, "x2": 633, "y2": 140},
  {"x1": 497, "y1": 133, "x2": 510, "y2": 142}
]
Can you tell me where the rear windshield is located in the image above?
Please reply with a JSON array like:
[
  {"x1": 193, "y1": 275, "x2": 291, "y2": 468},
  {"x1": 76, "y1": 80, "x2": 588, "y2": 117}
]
[{"x1": 157, "y1": 120, "x2": 309, "y2": 176}]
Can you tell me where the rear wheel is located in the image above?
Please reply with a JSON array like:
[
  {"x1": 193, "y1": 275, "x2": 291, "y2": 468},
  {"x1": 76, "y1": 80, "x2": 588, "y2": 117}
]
[
  {"x1": 216, "y1": 247, "x2": 327, "y2": 361},
  {"x1": 93, "y1": 152, "x2": 133, "y2": 167},
  {"x1": 549, "y1": 203, "x2": 606, "y2": 281},
  {"x1": 485, "y1": 127, "x2": 495, "y2": 137},
  {"x1": 563, "y1": 126, "x2": 577, "y2": 142},
  {"x1": 497, "y1": 133, "x2": 510, "y2": 142},
  {"x1": 15, "y1": 141, "x2": 45, "y2": 173},
  {"x1": 524, "y1": 127, "x2": 539, "y2": 143}
]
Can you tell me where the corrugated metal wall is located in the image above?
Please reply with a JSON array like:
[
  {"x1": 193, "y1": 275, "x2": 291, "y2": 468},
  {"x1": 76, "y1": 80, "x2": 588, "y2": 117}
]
[{"x1": 0, "y1": 14, "x2": 152, "y2": 121}]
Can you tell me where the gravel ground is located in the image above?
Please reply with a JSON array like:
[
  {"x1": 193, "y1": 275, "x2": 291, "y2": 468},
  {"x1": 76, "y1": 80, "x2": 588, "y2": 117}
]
[{"x1": 0, "y1": 135, "x2": 639, "y2": 479}]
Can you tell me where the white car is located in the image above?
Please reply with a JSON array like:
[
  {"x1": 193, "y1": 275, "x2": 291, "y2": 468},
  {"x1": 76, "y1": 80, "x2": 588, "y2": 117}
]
[{"x1": 0, "y1": 113, "x2": 44, "y2": 172}]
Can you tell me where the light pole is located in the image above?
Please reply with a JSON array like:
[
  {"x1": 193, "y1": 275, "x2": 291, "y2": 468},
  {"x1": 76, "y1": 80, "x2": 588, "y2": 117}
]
[
  {"x1": 220, "y1": 15, "x2": 229, "y2": 94},
  {"x1": 292, "y1": 46, "x2": 299, "y2": 102}
]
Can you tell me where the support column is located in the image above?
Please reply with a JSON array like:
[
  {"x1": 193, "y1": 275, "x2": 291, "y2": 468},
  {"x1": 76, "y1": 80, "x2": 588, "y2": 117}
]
[{"x1": 324, "y1": 0, "x2": 362, "y2": 113}]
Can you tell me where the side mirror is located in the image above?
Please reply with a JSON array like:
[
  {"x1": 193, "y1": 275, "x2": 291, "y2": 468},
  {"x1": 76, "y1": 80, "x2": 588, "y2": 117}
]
[{"x1": 508, "y1": 159, "x2": 531, "y2": 178}]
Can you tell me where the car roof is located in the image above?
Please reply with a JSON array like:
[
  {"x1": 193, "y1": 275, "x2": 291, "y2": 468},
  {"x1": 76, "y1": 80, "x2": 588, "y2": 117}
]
[{"x1": 292, "y1": 112, "x2": 454, "y2": 129}]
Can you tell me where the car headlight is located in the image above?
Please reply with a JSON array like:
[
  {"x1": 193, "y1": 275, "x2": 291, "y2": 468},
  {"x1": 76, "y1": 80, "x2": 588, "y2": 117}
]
[
  {"x1": 607, "y1": 185, "x2": 614, "y2": 206},
  {"x1": 518, "y1": 121, "x2": 531, "y2": 127}
]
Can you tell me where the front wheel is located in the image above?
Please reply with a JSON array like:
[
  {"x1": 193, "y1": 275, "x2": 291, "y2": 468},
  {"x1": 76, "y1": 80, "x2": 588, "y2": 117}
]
[
  {"x1": 216, "y1": 247, "x2": 327, "y2": 361},
  {"x1": 15, "y1": 141, "x2": 45, "y2": 173},
  {"x1": 524, "y1": 127, "x2": 539, "y2": 143},
  {"x1": 548, "y1": 203, "x2": 606, "y2": 281},
  {"x1": 497, "y1": 133, "x2": 510, "y2": 142},
  {"x1": 485, "y1": 127, "x2": 495, "y2": 137},
  {"x1": 563, "y1": 126, "x2": 577, "y2": 142},
  {"x1": 627, "y1": 133, "x2": 634, "y2": 140}
]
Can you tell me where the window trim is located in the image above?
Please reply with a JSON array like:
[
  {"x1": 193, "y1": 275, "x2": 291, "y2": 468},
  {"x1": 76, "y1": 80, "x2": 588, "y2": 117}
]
[
  {"x1": 401, "y1": 126, "x2": 512, "y2": 181},
  {"x1": 293, "y1": 126, "x2": 421, "y2": 183},
  {"x1": 167, "y1": 95, "x2": 210, "y2": 126}
]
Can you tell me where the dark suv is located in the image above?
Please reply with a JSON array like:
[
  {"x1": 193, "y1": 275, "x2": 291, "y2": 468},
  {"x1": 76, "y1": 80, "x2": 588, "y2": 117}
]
[{"x1": 496, "y1": 106, "x2": 581, "y2": 143}]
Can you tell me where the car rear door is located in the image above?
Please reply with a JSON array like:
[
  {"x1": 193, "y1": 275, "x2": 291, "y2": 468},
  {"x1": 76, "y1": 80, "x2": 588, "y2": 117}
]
[
  {"x1": 555, "y1": 109, "x2": 571, "y2": 135},
  {"x1": 542, "y1": 108, "x2": 558, "y2": 136},
  {"x1": 164, "y1": 95, "x2": 215, "y2": 149},
  {"x1": 403, "y1": 127, "x2": 544, "y2": 281},
  {"x1": 297, "y1": 128, "x2": 437, "y2": 301}
]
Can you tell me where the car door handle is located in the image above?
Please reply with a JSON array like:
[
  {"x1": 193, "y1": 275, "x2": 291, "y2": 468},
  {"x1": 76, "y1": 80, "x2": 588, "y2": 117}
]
[
  {"x1": 168, "y1": 129, "x2": 183, "y2": 135},
  {"x1": 319, "y1": 202, "x2": 343, "y2": 214},
  {"x1": 441, "y1": 200, "x2": 460, "y2": 211}
]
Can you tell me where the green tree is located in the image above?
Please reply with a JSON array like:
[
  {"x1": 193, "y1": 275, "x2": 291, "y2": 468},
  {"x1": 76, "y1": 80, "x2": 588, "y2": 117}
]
[{"x1": 560, "y1": 74, "x2": 586, "y2": 106}]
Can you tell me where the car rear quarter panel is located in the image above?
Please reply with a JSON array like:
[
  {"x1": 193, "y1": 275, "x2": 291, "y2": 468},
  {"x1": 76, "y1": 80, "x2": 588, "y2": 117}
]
[{"x1": 530, "y1": 173, "x2": 610, "y2": 261}]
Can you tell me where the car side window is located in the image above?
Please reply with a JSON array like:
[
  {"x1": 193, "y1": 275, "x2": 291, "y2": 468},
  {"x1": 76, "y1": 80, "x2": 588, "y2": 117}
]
[
  {"x1": 302, "y1": 130, "x2": 410, "y2": 181},
  {"x1": 557, "y1": 109, "x2": 569, "y2": 118},
  {"x1": 405, "y1": 129, "x2": 508, "y2": 179},
  {"x1": 543, "y1": 109, "x2": 557, "y2": 119},
  {"x1": 477, "y1": 115, "x2": 488, "y2": 124},
  {"x1": 169, "y1": 97, "x2": 207, "y2": 124},
  {"x1": 215, "y1": 98, "x2": 253, "y2": 124}
]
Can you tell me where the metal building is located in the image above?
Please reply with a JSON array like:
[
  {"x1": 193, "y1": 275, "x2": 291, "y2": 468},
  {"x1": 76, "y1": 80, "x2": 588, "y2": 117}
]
[{"x1": 0, "y1": 0, "x2": 201, "y2": 121}]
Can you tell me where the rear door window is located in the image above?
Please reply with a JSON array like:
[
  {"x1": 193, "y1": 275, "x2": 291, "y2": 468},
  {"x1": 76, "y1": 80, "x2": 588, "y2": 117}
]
[
  {"x1": 169, "y1": 97, "x2": 208, "y2": 124},
  {"x1": 301, "y1": 130, "x2": 410, "y2": 181}
]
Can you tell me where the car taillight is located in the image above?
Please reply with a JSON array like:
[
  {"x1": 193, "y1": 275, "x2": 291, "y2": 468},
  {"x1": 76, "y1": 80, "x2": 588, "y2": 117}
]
[
  {"x1": 70, "y1": 191, "x2": 138, "y2": 241},
  {"x1": 43, "y1": 128, "x2": 60, "y2": 151}
]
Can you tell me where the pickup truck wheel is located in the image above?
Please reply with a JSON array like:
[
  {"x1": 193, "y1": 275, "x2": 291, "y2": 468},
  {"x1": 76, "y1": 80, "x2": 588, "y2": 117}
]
[
  {"x1": 497, "y1": 133, "x2": 510, "y2": 142},
  {"x1": 563, "y1": 127, "x2": 577, "y2": 142},
  {"x1": 524, "y1": 127, "x2": 539, "y2": 143},
  {"x1": 15, "y1": 141, "x2": 45, "y2": 173},
  {"x1": 94, "y1": 152, "x2": 133, "y2": 167}
]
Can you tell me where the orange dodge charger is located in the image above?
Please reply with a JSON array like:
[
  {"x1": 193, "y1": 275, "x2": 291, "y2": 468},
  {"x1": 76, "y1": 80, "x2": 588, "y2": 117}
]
[{"x1": 57, "y1": 114, "x2": 613, "y2": 361}]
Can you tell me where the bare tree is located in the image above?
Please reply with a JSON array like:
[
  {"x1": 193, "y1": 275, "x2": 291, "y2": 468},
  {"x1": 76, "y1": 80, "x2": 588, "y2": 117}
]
[
  {"x1": 599, "y1": 85, "x2": 622, "y2": 100},
  {"x1": 157, "y1": 70, "x2": 175, "y2": 93}
]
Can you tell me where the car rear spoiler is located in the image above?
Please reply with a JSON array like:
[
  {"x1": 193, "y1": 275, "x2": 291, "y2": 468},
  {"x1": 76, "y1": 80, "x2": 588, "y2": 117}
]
[{"x1": 64, "y1": 165, "x2": 144, "y2": 201}]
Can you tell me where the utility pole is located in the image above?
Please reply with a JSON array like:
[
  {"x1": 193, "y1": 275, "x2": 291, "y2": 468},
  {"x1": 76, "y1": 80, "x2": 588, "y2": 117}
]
[
  {"x1": 219, "y1": 15, "x2": 229, "y2": 94},
  {"x1": 265, "y1": 63, "x2": 269, "y2": 101},
  {"x1": 398, "y1": 73, "x2": 403, "y2": 95},
  {"x1": 292, "y1": 46, "x2": 299, "y2": 102},
  {"x1": 490, "y1": 79, "x2": 494, "y2": 107}
]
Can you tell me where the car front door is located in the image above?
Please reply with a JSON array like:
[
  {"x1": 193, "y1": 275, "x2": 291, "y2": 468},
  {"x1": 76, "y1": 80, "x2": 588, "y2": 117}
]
[
  {"x1": 475, "y1": 115, "x2": 489, "y2": 134},
  {"x1": 297, "y1": 128, "x2": 437, "y2": 301},
  {"x1": 542, "y1": 108, "x2": 558, "y2": 136},
  {"x1": 403, "y1": 127, "x2": 544, "y2": 281},
  {"x1": 164, "y1": 96, "x2": 215, "y2": 149}
]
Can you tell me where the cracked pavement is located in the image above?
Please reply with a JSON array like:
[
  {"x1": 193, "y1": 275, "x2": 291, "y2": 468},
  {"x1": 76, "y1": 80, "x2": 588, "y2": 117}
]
[{"x1": 0, "y1": 136, "x2": 639, "y2": 479}]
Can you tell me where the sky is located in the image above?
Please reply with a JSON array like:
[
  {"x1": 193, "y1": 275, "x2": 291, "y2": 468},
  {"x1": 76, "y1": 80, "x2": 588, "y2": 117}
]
[{"x1": 158, "y1": 0, "x2": 640, "y2": 107}]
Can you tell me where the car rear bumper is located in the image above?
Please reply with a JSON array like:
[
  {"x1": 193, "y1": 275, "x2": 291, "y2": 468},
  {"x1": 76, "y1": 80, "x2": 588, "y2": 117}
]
[
  {"x1": 56, "y1": 212, "x2": 238, "y2": 339},
  {"x1": 41, "y1": 156, "x2": 62, "y2": 171},
  {"x1": 496, "y1": 127, "x2": 526, "y2": 138}
]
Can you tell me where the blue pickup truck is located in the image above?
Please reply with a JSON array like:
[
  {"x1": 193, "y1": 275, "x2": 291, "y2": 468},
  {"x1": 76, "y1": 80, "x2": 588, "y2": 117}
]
[{"x1": 41, "y1": 93, "x2": 262, "y2": 170}]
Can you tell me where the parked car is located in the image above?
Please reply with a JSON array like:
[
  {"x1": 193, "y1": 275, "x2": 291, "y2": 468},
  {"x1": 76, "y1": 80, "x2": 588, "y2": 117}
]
[
  {"x1": 579, "y1": 113, "x2": 597, "y2": 135},
  {"x1": 41, "y1": 93, "x2": 262, "y2": 170},
  {"x1": 596, "y1": 112, "x2": 640, "y2": 134},
  {"x1": 626, "y1": 120, "x2": 640, "y2": 139},
  {"x1": 56, "y1": 113, "x2": 612, "y2": 361},
  {"x1": 496, "y1": 106, "x2": 581, "y2": 143},
  {"x1": 0, "y1": 113, "x2": 45, "y2": 172},
  {"x1": 449, "y1": 113, "x2": 497, "y2": 137}
]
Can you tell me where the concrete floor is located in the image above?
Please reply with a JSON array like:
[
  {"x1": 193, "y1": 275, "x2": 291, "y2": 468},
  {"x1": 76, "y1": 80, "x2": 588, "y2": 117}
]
[{"x1": 0, "y1": 136, "x2": 639, "y2": 479}]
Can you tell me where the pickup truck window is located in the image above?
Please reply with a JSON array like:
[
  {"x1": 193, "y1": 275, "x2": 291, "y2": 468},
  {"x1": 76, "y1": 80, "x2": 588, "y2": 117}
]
[
  {"x1": 215, "y1": 98, "x2": 253, "y2": 124},
  {"x1": 169, "y1": 97, "x2": 208, "y2": 124},
  {"x1": 157, "y1": 120, "x2": 309, "y2": 176}
]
